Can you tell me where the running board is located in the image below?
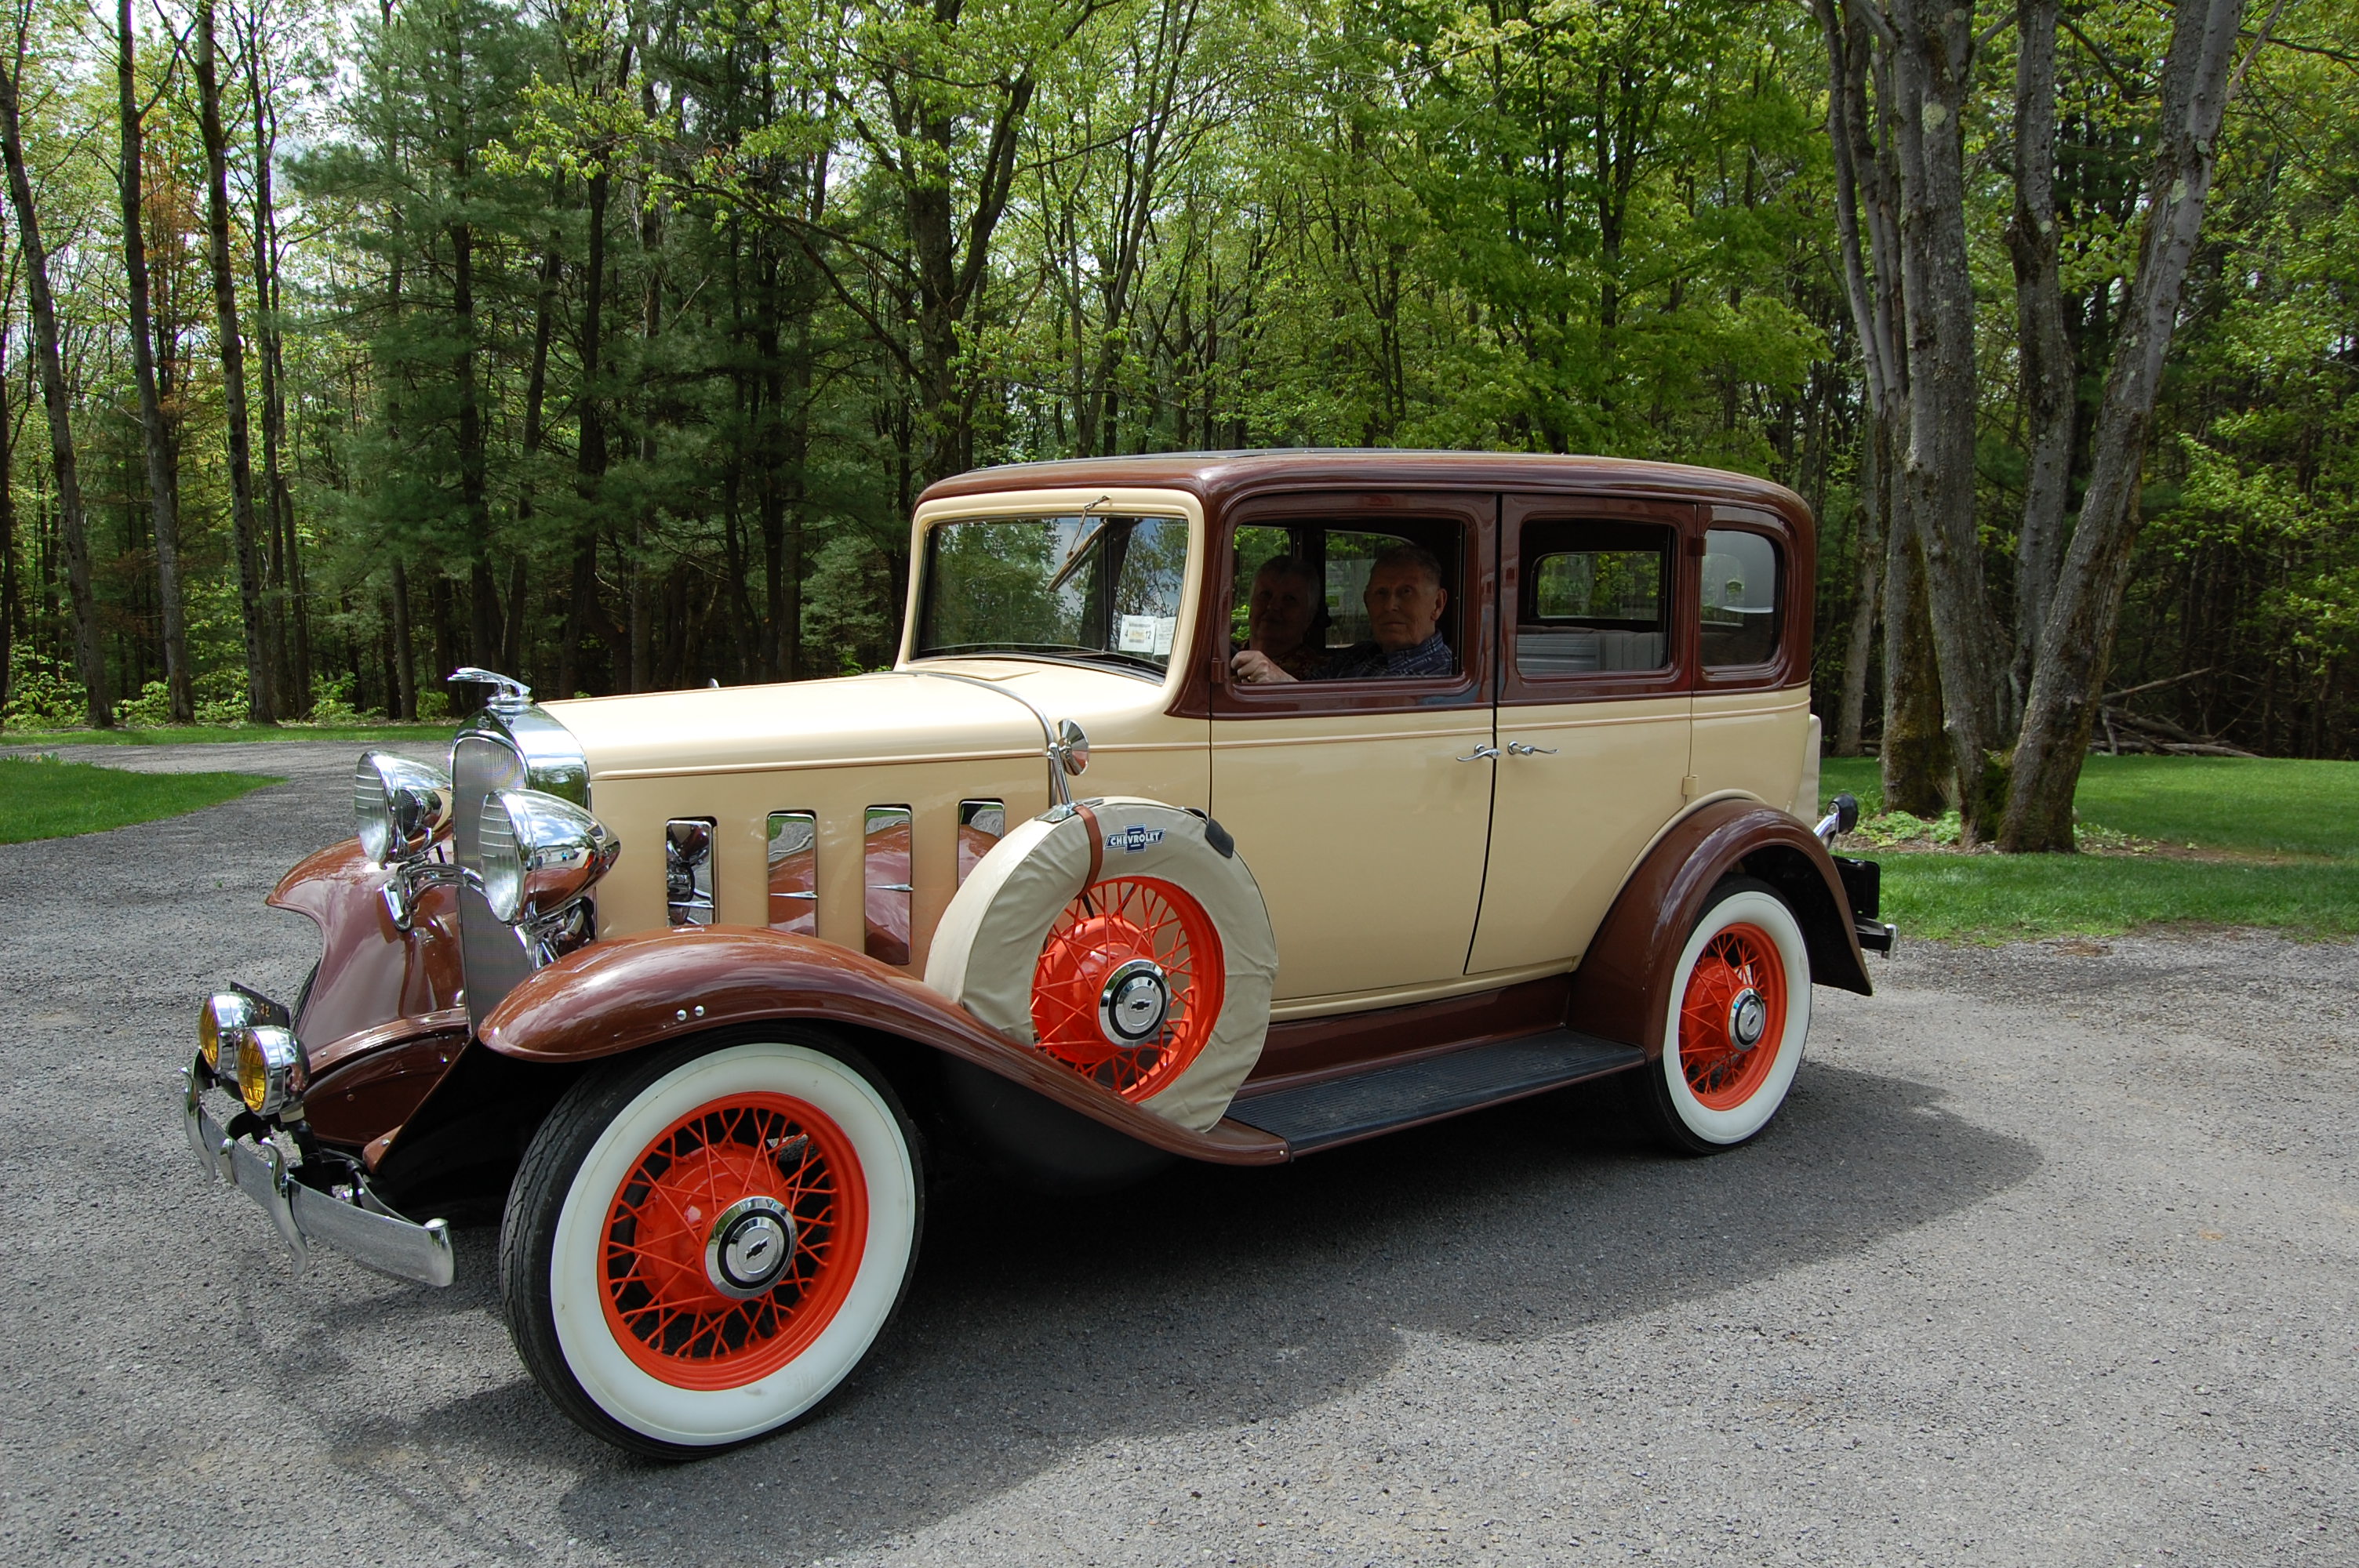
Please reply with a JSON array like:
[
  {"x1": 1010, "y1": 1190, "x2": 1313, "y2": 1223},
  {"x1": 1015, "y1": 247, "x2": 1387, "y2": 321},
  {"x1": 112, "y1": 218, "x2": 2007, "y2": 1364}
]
[{"x1": 1227, "y1": 1029, "x2": 1644, "y2": 1155}]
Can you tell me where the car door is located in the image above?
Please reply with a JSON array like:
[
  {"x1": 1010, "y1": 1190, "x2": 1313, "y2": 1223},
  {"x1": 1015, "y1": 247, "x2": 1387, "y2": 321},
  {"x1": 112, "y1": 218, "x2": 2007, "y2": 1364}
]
[
  {"x1": 1467, "y1": 495, "x2": 1696, "y2": 975},
  {"x1": 1209, "y1": 492, "x2": 1498, "y2": 1004}
]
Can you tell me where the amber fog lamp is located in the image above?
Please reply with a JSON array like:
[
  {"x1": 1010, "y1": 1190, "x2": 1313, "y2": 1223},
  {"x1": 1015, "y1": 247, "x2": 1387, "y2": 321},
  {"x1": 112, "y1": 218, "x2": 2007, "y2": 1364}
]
[
  {"x1": 354, "y1": 751, "x2": 454, "y2": 866},
  {"x1": 235, "y1": 1025, "x2": 304, "y2": 1116},
  {"x1": 481, "y1": 789, "x2": 620, "y2": 926},
  {"x1": 198, "y1": 990, "x2": 257, "y2": 1073}
]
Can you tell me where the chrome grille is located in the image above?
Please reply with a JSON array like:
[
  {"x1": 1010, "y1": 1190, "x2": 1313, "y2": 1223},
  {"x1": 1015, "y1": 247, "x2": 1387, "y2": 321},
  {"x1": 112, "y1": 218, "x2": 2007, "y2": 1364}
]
[{"x1": 453, "y1": 731, "x2": 532, "y2": 1030}]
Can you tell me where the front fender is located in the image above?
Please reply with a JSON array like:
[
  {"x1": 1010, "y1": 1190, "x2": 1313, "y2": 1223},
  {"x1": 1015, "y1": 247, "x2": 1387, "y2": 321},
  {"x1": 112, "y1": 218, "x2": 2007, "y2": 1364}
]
[
  {"x1": 267, "y1": 837, "x2": 463, "y2": 1069},
  {"x1": 477, "y1": 925, "x2": 1287, "y2": 1166},
  {"x1": 1566, "y1": 800, "x2": 1872, "y2": 1058}
]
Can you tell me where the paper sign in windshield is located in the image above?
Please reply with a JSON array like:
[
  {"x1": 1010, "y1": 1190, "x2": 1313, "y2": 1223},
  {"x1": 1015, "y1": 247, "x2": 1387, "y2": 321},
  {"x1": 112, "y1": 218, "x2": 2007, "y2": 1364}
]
[{"x1": 1118, "y1": 615, "x2": 1178, "y2": 656}]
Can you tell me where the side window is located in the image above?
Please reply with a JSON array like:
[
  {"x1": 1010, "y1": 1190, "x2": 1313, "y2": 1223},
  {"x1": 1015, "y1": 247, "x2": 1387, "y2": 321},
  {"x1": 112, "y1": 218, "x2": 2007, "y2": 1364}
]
[
  {"x1": 1228, "y1": 523, "x2": 1463, "y2": 683},
  {"x1": 1701, "y1": 529, "x2": 1782, "y2": 668},
  {"x1": 1515, "y1": 522, "x2": 1672, "y2": 678}
]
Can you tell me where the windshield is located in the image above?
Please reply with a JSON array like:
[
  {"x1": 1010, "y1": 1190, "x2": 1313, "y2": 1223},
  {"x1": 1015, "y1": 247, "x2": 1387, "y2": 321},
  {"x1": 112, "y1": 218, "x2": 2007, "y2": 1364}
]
[{"x1": 914, "y1": 514, "x2": 1190, "y2": 674}]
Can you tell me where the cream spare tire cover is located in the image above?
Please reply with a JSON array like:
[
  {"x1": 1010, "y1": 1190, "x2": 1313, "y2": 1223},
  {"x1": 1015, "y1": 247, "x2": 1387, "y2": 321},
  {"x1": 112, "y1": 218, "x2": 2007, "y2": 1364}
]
[{"x1": 924, "y1": 797, "x2": 1278, "y2": 1131}]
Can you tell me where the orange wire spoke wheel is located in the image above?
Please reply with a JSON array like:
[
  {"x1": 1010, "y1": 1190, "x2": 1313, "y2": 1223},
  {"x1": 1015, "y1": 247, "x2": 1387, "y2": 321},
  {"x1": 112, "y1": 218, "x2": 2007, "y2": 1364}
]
[
  {"x1": 1030, "y1": 876, "x2": 1225, "y2": 1101},
  {"x1": 1676, "y1": 922, "x2": 1790, "y2": 1112},
  {"x1": 598, "y1": 1091, "x2": 868, "y2": 1390}
]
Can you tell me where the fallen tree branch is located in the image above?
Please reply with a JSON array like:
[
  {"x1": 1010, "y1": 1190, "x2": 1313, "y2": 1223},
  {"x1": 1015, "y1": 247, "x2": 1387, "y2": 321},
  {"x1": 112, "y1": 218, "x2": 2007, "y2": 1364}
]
[{"x1": 2103, "y1": 667, "x2": 2215, "y2": 702}]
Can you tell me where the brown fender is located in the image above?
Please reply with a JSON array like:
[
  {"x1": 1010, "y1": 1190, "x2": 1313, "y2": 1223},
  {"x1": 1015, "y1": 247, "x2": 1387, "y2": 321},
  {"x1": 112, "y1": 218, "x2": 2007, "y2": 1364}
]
[
  {"x1": 267, "y1": 837, "x2": 463, "y2": 1054},
  {"x1": 1565, "y1": 799, "x2": 1872, "y2": 1059},
  {"x1": 476, "y1": 924, "x2": 1289, "y2": 1166}
]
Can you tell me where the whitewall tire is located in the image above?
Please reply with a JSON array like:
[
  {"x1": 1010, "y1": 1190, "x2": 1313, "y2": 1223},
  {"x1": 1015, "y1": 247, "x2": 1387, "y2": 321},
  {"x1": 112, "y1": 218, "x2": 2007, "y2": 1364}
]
[
  {"x1": 500, "y1": 1033, "x2": 921, "y2": 1457},
  {"x1": 1637, "y1": 877, "x2": 1812, "y2": 1155}
]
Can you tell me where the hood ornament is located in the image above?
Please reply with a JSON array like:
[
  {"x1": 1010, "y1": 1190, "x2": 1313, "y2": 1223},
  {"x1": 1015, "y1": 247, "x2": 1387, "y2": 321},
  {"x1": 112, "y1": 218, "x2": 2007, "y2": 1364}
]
[{"x1": 449, "y1": 666, "x2": 533, "y2": 713}]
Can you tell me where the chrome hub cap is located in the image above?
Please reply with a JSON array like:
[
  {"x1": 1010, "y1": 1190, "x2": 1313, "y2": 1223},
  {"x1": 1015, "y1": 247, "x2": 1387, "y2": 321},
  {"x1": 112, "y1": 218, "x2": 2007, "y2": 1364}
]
[
  {"x1": 1098, "y1": 957, "x2": 1171, "y2": 1045},
  {"x1": 1727, "y1": 988, "x2": 1768, "y2": 1052},
  {"x1": 705, "y1": 1195, "x2": 797, "y2": 1299}
]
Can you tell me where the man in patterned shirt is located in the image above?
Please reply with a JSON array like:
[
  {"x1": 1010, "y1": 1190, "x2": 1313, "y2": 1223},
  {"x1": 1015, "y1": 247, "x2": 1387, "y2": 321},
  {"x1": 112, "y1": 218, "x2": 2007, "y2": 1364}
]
[{"x1": 1231, "y1": 543, "x2": 1456, "y2": 684}]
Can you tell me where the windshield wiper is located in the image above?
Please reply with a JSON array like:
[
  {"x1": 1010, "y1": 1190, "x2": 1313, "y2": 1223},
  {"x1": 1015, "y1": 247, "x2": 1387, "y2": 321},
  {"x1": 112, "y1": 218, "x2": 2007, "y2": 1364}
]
[{"x1": 1045, "y1": 518, "x2": 1112, "y2": 593}]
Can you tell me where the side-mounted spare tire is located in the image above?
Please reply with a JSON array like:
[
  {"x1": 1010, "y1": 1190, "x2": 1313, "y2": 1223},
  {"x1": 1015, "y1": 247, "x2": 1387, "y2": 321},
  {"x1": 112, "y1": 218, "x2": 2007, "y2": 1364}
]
[{"x1": 925, "y1": 797, "x2": 1278, "y2": 1131}]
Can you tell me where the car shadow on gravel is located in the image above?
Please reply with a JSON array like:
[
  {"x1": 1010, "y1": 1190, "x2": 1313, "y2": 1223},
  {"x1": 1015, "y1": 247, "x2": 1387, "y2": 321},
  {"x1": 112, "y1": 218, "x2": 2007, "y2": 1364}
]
[{"x1": 344, "y1": 1060, "x2": 2037, "y2": 1564}]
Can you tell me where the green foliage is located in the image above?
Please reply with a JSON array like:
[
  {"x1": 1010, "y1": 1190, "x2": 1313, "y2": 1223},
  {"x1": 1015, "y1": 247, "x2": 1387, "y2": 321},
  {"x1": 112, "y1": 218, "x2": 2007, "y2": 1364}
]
[
  {"x1": 0, "y1": 757, "x2": 284, "y2": 844},
  {"x1": 2, "y1": 652, "x2": 89, "y2": 731},
  {"x1": 2, "y1": 0, "x2": 2352, "y2": 764},
  {"x1": 1875, "y1": 855, "x2": 2359, "y2": 944},
  {"x1": 1824, "y1": 754, "x2": 2359, "y2": 860},
  {"x1": 1819, "y1": 754, "x2": 2359, "y2": 941},
  {"x1": 1855, "y1": 809, "x2": 1964, "y2": 848}
]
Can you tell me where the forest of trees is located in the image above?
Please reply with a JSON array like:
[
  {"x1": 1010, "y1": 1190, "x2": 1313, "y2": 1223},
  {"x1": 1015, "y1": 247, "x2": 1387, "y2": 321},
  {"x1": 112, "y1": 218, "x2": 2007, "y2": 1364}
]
[{"x1": 0, "y1": 0, "x2": 2354, "y2": 843}]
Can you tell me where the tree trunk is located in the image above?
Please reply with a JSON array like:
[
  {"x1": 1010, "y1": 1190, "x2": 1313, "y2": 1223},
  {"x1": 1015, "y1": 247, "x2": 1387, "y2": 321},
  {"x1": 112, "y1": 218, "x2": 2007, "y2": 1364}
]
[
  {"x1": 2003, "y1": 0, "x2": 2264, "y2": 850},
  {"x1": 2005, "y1": 0, "x2": 2074, "y2": 728},
  {"x1": 508, "y1": 232, "x2": 558, "y2": 676},
  {"x1": 444, "y1": 55, "x2": 494, "y2": 673},
  {"x1": 0, "y1": 56, "x2": 107, "y2": 726},
  {"x1": 197, "y1": 2, "x2": 275, "y2": 724},
  {"x1": 390, "y1": 560, "x2": 416, "y2": 720},
  {"x1": 0, "y1": 289, "x2": 16, "y2": 714},
  {"x1": 245, "y1": 26, "x2": 305, "y2": 713},
  {"x1": 1885, "y1": 0, "x2": 2004, "y2": 838},
  {"x1": 117, "y1": 0, "x2": 193, "y2": 722},
  {"x1": 904, "y1": 68, "x2": 1034, "y2": 485},
  {"x1": 628, "y1": 158, "x2": 661, "y2": 695},
  {"x1": 1881, "y1": 503, "x2": 1950, "y2": 815},
  {"x1": 562, "y1": 166, "x2": 610, "y2": 700},
  {"x1": 1836, "y1": 410, "x2": 1888, "y2": 755},
  {"x1": 1816, "y1": 0, "x2": 1907, "y2": 766}
]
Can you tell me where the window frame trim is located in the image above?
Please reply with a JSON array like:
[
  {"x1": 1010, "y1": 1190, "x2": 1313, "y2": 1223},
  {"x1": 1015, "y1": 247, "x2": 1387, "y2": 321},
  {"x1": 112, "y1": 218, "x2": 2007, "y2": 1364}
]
[
  {"x1": 1500, "y1": 495, "x2": 1698, "y2": 707},
  {"x1": 1210, "y1": 490, "x2": 1496, "y2": 719},
  {"x1": 1694, "y1": 508, "x2": 1799, "y2": 693}
]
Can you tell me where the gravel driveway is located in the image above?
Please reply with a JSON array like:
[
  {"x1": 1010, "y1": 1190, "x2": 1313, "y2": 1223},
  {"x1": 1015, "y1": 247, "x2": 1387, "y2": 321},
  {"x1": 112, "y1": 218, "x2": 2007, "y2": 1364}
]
[{"x1": 1, "y1": 742, "x2": 2352, "y2": 1566}]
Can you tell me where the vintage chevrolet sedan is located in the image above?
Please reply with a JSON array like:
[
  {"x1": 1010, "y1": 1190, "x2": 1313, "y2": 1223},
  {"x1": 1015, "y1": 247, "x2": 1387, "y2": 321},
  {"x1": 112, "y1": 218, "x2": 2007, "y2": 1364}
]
[{"x1": 183, "y1": 450, "x2": 1888, "y2": 1457}]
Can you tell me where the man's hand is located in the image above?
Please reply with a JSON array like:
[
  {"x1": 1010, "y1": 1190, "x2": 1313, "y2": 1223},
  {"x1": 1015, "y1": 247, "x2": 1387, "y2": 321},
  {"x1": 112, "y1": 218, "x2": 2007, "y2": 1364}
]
[{"x1": 1230, "y1": 648, "x2": 1297, "y2": 684}]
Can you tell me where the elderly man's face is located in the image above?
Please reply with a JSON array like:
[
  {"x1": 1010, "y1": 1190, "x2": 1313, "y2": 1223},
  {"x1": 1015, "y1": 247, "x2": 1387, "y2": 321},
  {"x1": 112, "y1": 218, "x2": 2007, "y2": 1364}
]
[
  {"x1": 1363, "y1": 561, "x2": 1446, "y2": 652},
  {"x1": 1249, "y1": 565, "x2": 1318, "y2": 653}
]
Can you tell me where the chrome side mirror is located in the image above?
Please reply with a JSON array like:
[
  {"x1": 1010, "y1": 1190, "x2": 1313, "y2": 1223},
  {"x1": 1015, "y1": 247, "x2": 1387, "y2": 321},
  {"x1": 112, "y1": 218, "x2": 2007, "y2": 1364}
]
[
  {"x1": 1814, "y1": 792, "x2": 1859, "y2": 844},
  {"x1": 1052, "y1": 718, "x2": 1090, "y2": 777}
]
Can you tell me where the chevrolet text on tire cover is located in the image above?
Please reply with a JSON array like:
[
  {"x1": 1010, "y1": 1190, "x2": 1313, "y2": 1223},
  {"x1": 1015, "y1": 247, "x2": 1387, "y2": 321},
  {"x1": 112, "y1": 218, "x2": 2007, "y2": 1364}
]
[{"x1": 180, "y1": 451, "x2": 1892, "y2": 1455}]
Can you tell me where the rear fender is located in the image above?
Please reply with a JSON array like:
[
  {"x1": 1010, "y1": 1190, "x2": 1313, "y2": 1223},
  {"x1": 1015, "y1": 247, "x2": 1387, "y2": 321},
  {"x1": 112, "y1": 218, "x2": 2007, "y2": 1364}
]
[
  {"x1": 471, "y1": 925, "x2": 1288, "y2": 1167},
  {"x1": 1566, "y1": 800, "x2": 1871, "y2": 1060}
]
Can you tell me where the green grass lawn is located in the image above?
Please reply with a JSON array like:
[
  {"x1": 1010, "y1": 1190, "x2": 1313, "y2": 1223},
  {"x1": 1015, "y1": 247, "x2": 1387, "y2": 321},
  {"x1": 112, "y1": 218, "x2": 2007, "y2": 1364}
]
[
  {"x1": 2, "y1": 721, "x2": 449, "y2": 747},
  {"x1": 0, "y1": 755, "x2": 284, "y2": 844},
  {"x1": 1817, "y1": 754, "x2": 2359, "y2": 942}
]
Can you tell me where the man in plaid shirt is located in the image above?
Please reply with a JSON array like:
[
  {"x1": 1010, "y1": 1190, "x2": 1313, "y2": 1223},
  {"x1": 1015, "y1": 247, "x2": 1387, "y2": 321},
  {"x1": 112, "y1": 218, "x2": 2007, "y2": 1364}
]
[{"x1": 1231, "y1": 543, "x2": 1456, "y2": 684}]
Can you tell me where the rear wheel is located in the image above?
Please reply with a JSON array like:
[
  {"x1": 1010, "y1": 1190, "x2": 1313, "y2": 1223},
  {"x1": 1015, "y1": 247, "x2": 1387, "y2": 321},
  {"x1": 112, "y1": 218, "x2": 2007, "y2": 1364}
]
[
  {"x1": 1634, "y1": 877, "x2": 1811, "y2": 1155},
  {"x1": 500, "y1": 1032, "x2": 921, "y2": 1457}
]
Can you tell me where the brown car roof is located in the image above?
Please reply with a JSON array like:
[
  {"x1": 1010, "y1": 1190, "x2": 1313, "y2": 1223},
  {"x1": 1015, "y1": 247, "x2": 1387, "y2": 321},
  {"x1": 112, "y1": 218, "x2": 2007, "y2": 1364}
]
[{"x1": 918, "y1": 449, "x2": 1809, "y2": 517}]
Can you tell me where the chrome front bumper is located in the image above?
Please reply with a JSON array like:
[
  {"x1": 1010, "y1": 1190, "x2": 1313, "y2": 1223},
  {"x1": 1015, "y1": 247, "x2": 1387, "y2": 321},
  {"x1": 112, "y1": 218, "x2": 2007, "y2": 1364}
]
[{"x1": 180, "y1": 1065, "x2": 455, "y2": 1287}]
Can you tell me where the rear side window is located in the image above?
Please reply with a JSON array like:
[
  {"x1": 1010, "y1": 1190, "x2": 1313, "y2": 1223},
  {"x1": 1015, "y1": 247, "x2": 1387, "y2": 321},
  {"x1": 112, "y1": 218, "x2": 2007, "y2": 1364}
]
[
  {"x1": 1515, "y1": 522, "x2": 1672, "y2": 677},
  {"x1": 1700, "y1": 529, "x2": 1782, "y2": 668}
]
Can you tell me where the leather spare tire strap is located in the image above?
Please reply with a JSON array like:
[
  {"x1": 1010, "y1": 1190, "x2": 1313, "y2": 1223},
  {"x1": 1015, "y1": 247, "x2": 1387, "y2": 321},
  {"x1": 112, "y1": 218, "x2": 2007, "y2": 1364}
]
[{"x1": 1076, "y1": 801, "x2": 1104, "y2": 889}]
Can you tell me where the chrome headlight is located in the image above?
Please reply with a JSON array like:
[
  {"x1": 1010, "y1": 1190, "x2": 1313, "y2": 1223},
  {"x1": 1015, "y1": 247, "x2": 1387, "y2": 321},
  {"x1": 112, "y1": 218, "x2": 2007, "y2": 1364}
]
[
  {"x1": 235, "y1": 1024, "x2": 304, "y2": 1116},
  {"x1": 479, "y1": 789, "x2": 620, "y2": 926},
  {"x1": 354, "y1": 751, "x2": 454, "y2": 866}
]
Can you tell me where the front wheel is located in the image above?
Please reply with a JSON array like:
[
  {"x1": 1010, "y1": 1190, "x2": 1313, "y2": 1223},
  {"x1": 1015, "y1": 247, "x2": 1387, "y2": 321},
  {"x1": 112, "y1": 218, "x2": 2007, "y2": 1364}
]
[
  {"x1": 1634, "y1": 877, "x2": 1812, "y2": 1156},
  {"x1": 499, "y1": 1032, "x2": 921, "y2": 1457}
]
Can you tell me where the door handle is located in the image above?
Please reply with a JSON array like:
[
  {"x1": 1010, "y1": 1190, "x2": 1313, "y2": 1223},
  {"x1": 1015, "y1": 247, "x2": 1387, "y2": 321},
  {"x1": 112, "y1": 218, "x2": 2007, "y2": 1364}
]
[
  {"x1": 1455, "y1": 745, "x2": 1502, "y2": 762},
  {"x1": 1505, "y1": 742, "x2": 1558, "y2": 757}
]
